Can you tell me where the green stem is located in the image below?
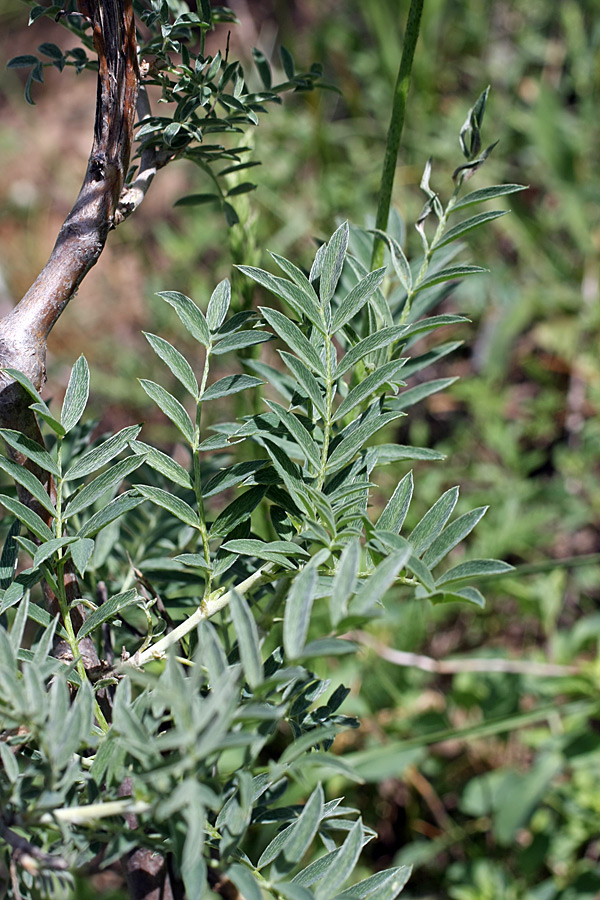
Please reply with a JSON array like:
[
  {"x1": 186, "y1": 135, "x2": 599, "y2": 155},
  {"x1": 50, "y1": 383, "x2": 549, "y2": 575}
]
[
  {"x1": 54, "y1": 439, "x2": 109, "y2": 733},
  {"x1": 371, "y1": 0, "x2": 425, "y2": 271},
  {"x1": 126, "y1": 564, "x2": 276, "y2": 667},
  {"x1": 398, "y1": 179, "x2": 462, "y2": 326},
  {"x1": 316, "y1": 336, "x2": 334, "y2": 491},
  {"x1": 193, "y1": 348, "x2": 213, "y2": 596}
]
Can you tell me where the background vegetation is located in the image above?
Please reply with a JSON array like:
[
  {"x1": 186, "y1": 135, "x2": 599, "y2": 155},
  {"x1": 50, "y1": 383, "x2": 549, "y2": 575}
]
[{"x1": 0, "y1": 1, "x2": 599, "y2": 898}]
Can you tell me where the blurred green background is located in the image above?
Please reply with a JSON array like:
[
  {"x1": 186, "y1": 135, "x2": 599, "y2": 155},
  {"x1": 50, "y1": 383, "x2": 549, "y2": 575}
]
[{"x1": 1, "y1": 0, "x2": 600, "y2": 898}]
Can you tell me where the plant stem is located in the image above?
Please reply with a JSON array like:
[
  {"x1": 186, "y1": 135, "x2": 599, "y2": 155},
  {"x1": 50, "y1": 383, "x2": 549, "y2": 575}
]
[
  {"x1": 316, "y1": 336, "x2": 334, "y2": 491},
  {"x1": 193, "y1": 348, "x2": 213, "y2": 596},
  {"x1": 398, "y1": 179, "x2": 462, "y2": 326},
  {"x1": 55, "y1": 440, "x2": 109, "y2": 732},
  {"x1": 126, "y1": 564, "x2": 275, "y2": 667},
  {"x1": 371, "y1": 0, "x2": 425, "y2": 271}
]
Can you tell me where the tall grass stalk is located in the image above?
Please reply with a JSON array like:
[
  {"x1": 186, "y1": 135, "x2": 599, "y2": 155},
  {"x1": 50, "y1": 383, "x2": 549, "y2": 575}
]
[{"x1": 371, "y1": 0, "x2": 424, "y2": 271}]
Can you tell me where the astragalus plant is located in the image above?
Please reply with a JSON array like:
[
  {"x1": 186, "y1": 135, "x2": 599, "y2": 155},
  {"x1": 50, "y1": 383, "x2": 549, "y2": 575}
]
[{"x1": 0, "y1": 84, "x2": 522, "y2": 898}]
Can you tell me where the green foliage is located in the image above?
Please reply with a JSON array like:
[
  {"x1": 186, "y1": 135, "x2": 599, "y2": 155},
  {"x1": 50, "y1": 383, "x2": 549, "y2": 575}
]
[
  {"x1": 8, "y1": 0, "x2": 328, "y2": 222},
  {"x1": 2, "y1": 2, "x2": 599, "y2": 898},
  {"x1": 0, "y1": 93, "x2": 520, "y2": 895}
]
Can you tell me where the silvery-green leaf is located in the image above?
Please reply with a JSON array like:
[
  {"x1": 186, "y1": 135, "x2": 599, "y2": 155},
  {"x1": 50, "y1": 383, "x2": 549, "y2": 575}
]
[
  {"x1": 77, "y1": 490, "x2": 144, "y2": 538},
  {"x1": 376, "y1": 472, "x2": 413, "y2": 534},
  {"x1": 0, "y1": 429, "x2": 59, "y2": 477},
  {"x1": 157, "y1": 290, "x2": 211, "y2": 347},
  {"x1": 266, "y1": 400, "x2": 321, "y2": 470},
  {"x1": 64, "y1": 455, "x2": 146, "y2": 519},
  {"x1": 210, "y1": 486, "x2": 267, "y2": 538},
  {"x1": 29, "y1": 402, "x2": 65, "y2": 436},
  {"x1": 371, "y1": 230, "x2": 412, "y2": 293},
  {"x1": 240, "y1": 266, "x2": 323, "y2": 331},
  {"x1": 32, "y1": 537, "x2": 75, "y2": 569},
  {"x1": 70, "y1": 538, "x2": 95, "y2": 578},
  {"x1": 0, "y1": 518, "x2": 20, "y2": 590},
  {"x1": 279, "y1": 352, "x2": 327, "y2": 418},
  {"x1": 436, "y1": 558, "x2": 514, "y2": 586},
  {"x1": 0, "y1": 456, "x2": 56, "y2": 517},
  {"x1": 350, "y1": 549, "x2": 411, "y2": 615},
  {"x1": 223, "y1": 538, "x2": 307, "y2": 568},
  {"x1": 409, "y1": 487, "x2": 459, "y2": 555},
  {"x1": 331, "y1": 268, "x2": 386, "y2": 334},
  {"x1": 335, "y1": 327, "x2": 406, "y2": 378},
  {"x1": 423, "y1": 506, "x2": 488, "y2": 568},
  {"x1": 206, "y1": 279, "x2": 231, "y2": 331},
  {"x1": 257, "y1": 823, "x2": 295, "y2": 869},
  {"x1": 270, "y1": 252, "x2": 319, "y2": 304},
  {"x1": 204, "y1": 460, "x2": 268, "y2": 498},
  {"x1": 202, "y1": 374, "x2": 263, "y2": 402},
  {"x1": 261, "y1": 308, "x2": 325, "y2": 375},
  {"x1": 434, "y1": 210, "x2": 508, "y2": 249},
  {"x1": 61, "y1": 355, "x2": 89, "y2": 433},
  {"x1": 283, "y1": 555, "x2": 326, "y2": 659},
  {"x1": 389, "y1": 377, "x2": 457, "y2": 411},
  {"x1": 293, "y1": 849, "x2": 340, "y2": 887},
  {"x1": 144, "y1": 333, "x2": 198, "y2": 397},
  {"x1": 429, "y1": 586, "x2": 486, "y2": 608},
  {"x1": 211, "y1": 331, "x2": 272, "y2": 355},
  {"x1": 329, "y1": 540, "x2": 360, "y2": 626},
  {"x1": 136, "y1": 485, "x2": 199, "y2": 529},
  {"x1": 416, "y1": 265, "x2": 488, "y2": 291},
  {"x1": 345, "y1": 255, "x2": 393, "y2": 327},
  {"x1": 334, "y1": 360, "x2": 407, "y2": 422},
  {"x1": 76, "y1": 589, "x2": 138, "y2": 640},
  {"x1": 174, "y1": 553, "x2": 212, "y2": 570},
  {"x1": 366, "y1": 445, "x2": 444, "y2": 465},
  {"x1": 320, "y1": 222, "x2": 349, "y2": 305},
  {"x1": 315, "y1": 820, "x2": 363, "y2": 900},
  {"x1": 452, "y1": 184, "x2": 527, "y2": 212},
  {"x1": 309, "y1": 241, "x2": 327, "y2": 283},
  {"x1": 327, "y1": 412, "x2": 404, "y2": 473},
  {"x1": 282, "y1": 784, "x2": 324, "y2": 865},
  {"x1": 226, "y1": 866, "x2": 263, "y2": 900},
  {"x1": 139, "y1": 380, "x2": 195, "y2": 444},
  {"x1": 396, "y1": 315, "x2": 468, "y2": 344},
  {"x1": 2, "y1": 368, "x2": 45, "y2": 407},
  {"x1": 230, "y1": 590, "x2": 263, "y2": 688},
  {"x1": 405, "y1": 554, "x2": 435, "y2": 592},
  {"x1": 335, "y1": 866, "x2": 412, "y2": 900},
  {"x1": 65, "y1": 425, "x2": 142, "y2": 480},
  {"x1": 130, "y1": 440, "x2": 192, "y2": 489}
]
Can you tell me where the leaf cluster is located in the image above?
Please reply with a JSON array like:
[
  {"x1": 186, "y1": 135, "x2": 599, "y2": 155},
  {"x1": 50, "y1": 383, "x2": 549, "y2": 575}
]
[
  {"x1": 7, "y1": 0, "x2": 328, "y2": 222},
  {"x1": 0, "y1": 90, "x2": 519, "y2": 898}
]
